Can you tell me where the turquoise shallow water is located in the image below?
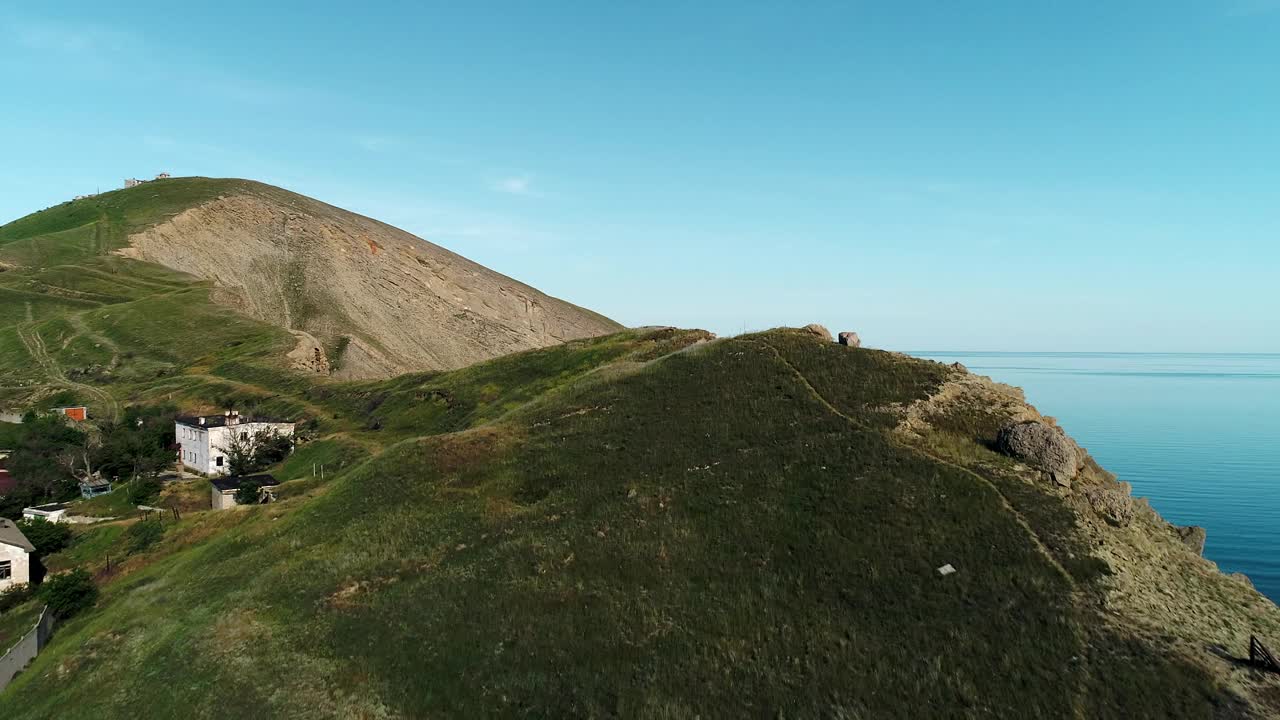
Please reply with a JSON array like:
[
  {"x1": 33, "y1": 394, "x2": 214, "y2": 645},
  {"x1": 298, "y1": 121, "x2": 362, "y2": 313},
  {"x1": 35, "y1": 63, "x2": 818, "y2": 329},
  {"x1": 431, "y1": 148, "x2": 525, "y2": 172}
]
[{"x1": 911, "y1": 352, "x2": 1280, "y2": 603}]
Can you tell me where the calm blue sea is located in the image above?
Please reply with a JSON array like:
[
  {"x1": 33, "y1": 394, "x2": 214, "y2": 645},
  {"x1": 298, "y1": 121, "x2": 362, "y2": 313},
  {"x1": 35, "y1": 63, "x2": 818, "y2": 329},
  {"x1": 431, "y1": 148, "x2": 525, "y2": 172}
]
[{"x1": 911, "y1": 352, "x2": 1280, "y2": 603}]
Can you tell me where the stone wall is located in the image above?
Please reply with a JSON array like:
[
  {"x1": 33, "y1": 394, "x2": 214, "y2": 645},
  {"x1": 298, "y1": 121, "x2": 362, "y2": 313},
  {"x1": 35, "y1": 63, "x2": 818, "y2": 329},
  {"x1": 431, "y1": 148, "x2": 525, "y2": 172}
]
[{"x1": 0, "y1": 607, "x2": 53, "y2": 692}]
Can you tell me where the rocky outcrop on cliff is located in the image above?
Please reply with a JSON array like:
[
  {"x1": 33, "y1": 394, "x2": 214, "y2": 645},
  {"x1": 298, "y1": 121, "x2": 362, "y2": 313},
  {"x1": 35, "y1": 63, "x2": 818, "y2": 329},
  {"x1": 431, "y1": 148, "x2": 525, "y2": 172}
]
[{"x1": 995, "y1": 419, "x2": 1085, "y2": 487}]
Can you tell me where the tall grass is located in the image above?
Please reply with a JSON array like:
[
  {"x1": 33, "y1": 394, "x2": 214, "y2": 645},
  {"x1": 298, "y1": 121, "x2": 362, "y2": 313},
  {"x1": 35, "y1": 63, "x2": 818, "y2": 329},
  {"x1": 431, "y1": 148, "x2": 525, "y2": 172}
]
[{"x1": 0, "y1": 330, "x2": 1219, "y2": 718}]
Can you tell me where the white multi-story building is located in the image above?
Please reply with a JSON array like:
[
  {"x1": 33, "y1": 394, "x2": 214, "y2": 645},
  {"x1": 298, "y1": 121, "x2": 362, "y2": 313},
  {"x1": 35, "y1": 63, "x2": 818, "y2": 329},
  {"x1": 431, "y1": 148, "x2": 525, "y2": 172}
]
[{"x1": 175, "y1": 411, "x2": 295, "y2": 476}]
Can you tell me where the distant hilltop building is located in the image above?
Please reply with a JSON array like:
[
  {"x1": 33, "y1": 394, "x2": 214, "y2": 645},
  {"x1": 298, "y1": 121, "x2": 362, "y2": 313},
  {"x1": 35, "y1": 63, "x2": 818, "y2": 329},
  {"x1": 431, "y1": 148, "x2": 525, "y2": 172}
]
[{"x1": 123, "y1": 172, "x2": 171, "y2": 189}]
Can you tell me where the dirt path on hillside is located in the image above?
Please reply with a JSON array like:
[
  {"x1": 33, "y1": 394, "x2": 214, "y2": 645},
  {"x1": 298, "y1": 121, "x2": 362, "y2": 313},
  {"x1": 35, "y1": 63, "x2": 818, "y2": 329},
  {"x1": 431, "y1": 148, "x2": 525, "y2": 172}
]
[
  {"x1": 761, "y1": 340, "x2": 1082, "y2": 583},
  {"x1": 16, "y1": 323, "x2": 119, "y2": 422},
  {"x1": 756, "y1": 338, "x2": 1099, "y2": 717}
]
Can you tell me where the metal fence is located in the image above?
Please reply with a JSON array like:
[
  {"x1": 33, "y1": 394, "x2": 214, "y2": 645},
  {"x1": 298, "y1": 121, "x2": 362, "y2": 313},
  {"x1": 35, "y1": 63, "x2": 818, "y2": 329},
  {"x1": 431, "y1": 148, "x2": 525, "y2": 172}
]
[{"x1": 0, "y1": 606, "x2": 53, "y2": 692}]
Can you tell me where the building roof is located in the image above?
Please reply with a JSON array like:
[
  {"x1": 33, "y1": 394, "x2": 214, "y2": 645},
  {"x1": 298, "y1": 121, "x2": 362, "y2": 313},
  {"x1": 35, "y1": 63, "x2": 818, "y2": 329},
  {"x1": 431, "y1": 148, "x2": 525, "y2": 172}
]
[
  {"x1": 0, "y1": 518, "x2": 35, "y2": 553},
  {"x1": 176, "y1": 414, "x2": 293, "y2": 429},
  {"x1": 25, "y1": 502, "x2": 70, "y2": 512},
  {"x1": 210, "y1": 474, "x2": 279, "y2": 492}
]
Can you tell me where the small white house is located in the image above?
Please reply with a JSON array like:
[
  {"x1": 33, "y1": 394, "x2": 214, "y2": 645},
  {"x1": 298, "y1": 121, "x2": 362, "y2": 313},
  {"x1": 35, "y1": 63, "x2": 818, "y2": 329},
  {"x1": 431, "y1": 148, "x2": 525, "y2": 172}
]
[
  {"x1": 210, "y1": 474, "x2": 280, "y2": 511},
  {"x1": 21, "y1": 503, "x2": 70, "y2": 524},
  {"x1": 175, "y1": 411, "x2": 295, "y2": 476},
  {"x1": 0, "y1": 518, "x2": 34, "y2": 592}
]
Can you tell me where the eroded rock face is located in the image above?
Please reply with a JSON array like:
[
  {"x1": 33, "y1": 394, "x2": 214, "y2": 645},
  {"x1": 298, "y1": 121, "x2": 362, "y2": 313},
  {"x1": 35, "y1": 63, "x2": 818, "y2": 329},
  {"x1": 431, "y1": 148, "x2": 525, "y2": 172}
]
[
  {"x1": 286, "y1": 331, "x2": 330, "y2": 375},
  {"x1": 802, "y1": 324, "x2": 834, "y2": 342},
  {"x1": 995, "y1": 420, "x2": 1084, "y2": 487},
  {"x1": 120, "y1": 189, "x2": 623, "y2": 379},
  {"x1": 1176, "y1": 525, "x2": 1207, "y2": 556},
  {"x1": 838, "y1": 331, "x2": 861, "y2": 347}
]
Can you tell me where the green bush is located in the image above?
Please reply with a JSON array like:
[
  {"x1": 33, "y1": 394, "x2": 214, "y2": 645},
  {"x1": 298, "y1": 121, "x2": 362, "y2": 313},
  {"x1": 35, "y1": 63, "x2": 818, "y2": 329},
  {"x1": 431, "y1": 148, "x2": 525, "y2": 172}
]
[
  {"x1": 127, "y1": 475, "x2": 163, "y2": 506},
  {"x1": 16, "y1": 518, "x2": 72, "y2": 556},
  {"x1": 38, "y1": 569, "x2": 98, "y2": 620},
  {"x1": 123, "y1": 520, "x2": 164, "y2": 555},
  {"x1": 0, "y1": 583, "x2": 35, "y2": 613},
  {"x1": 234, "y1": 478, "x2": 266, "y2": 505},
  {"x1": 225, "y1": 428, "x2": 294, "y2": 476}
]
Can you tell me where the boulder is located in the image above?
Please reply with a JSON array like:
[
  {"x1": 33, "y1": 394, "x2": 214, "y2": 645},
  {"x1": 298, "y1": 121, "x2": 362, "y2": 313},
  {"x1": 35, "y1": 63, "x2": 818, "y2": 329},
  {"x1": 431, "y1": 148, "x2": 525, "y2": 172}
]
[
  {"x1": 1084, "y1": 484, "x2": 1135, "y2": 527},
  {"x1": 995, "y1": 420, "x2": 1084, "y2": 487},
  {"x1": 1175, "y1": 525, "x2": 1207, "y2": 556},
  {"x1": 801, "y1": 324, "x2": 833, "y2": 342},
  {"x1": 1229, "y1": 572, "x2": 1254, "y2": 589},
  {"x1": 838, "y1": 331, "x2": 861, "y2": 347}
]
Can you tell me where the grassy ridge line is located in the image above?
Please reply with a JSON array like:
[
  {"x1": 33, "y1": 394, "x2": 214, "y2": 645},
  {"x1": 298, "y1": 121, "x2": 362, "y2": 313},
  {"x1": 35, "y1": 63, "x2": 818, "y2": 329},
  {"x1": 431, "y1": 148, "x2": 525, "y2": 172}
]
[
  {"x1": 0, "y1": 330, "x2": 713, "y2": 717},
  {"x1": 0, "y1": 330, "x2": 1223, "y2": 718}
]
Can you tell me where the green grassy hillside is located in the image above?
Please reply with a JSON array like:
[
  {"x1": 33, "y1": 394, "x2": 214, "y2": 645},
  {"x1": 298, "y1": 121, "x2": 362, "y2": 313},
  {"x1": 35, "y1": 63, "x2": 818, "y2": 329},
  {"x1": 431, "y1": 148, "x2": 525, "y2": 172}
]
[
  {"x1": 2, "y1": 184, "x2": 1276, "y2": 717},
  {"x1": 0, "y1": 176, "x2": 622, "y2": 417},
  {"x1": 3, "y1": 327, "x2": 1261, "y2": 719},
  {"x1": 0, "y1": 179, "x2": 302, "y2": 417}
]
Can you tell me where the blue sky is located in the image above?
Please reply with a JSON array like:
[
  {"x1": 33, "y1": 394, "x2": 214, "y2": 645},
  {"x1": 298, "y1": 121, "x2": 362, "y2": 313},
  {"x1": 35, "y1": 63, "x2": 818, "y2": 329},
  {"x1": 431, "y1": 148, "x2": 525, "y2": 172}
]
[{"x1": 2, "y1": 2, "x2": 1279, "y2": 351}]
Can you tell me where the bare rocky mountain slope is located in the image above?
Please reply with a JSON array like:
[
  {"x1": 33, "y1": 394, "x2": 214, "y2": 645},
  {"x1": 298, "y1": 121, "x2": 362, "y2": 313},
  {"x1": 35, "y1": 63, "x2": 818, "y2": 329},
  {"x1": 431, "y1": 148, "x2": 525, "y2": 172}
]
[{"x1": 116, "y1": 178, "x2": 622, "y2": 379}]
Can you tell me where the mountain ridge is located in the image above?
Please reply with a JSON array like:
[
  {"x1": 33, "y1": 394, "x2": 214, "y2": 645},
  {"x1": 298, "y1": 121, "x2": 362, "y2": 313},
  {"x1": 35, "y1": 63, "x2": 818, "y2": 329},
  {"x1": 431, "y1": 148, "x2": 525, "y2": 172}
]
[
  {"x1": 116, "y1": 178, "x2": 621, "y2": 378},
  {"x1": 1, "y1": 176, "x2": 621, "y2": 386}
]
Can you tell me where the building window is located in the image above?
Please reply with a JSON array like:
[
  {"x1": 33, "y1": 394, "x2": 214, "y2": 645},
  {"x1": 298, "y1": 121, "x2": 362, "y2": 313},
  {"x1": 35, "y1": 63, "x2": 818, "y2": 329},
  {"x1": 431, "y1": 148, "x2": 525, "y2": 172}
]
[
  {"x1": 0, "y1": 561, "x2": 10, "y2": 580},
  {"x1": 216, "y1": 456, "x2": 224, "y2": 467}
]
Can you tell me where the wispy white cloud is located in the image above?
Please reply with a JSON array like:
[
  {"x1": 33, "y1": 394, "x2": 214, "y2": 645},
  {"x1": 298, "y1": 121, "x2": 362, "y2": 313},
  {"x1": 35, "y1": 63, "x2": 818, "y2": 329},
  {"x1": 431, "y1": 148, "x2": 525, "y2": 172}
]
[
  {"x1": 5, "y1": 18, "x2": 133, "y2": 55},
  {"x1": 491, "y1": 174, "x2": 536, "y2": 196}
]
